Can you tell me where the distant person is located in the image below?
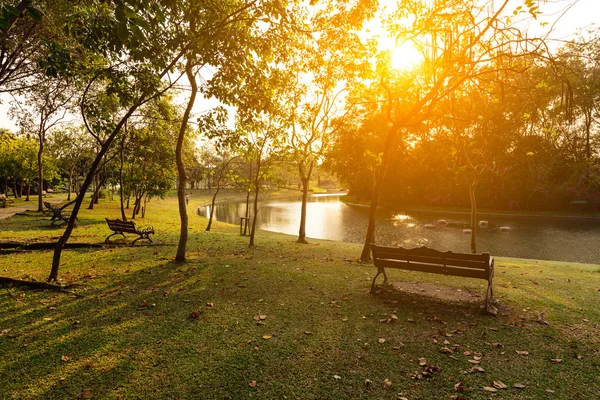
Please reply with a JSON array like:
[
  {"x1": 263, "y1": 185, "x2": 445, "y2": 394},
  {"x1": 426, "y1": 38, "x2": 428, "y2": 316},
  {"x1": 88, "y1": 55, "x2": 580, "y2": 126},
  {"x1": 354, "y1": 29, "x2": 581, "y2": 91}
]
[{"x1": 185, "y1": 194, "x2": 189, "y2": 205}]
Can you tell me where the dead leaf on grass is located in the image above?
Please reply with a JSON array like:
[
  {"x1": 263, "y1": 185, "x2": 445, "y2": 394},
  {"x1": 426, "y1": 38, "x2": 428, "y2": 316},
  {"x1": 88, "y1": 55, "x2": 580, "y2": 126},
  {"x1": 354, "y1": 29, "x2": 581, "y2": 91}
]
[
  {"x1": 60, "y1": 355, "x2": 72, "y2": 362},
  {"x1": 80, "y1": 390, "x2": 93, "y2": 399},
  {"x1": 249, "y1": 380, "x2": 257, "y2": 388},
  {"x1": 383, "y1": 378, "x2": 393, "y2": 389},
  {"x1": 513, "y1": 383, "x2": 526, "y2": 389},
  {"x1": 551, "y1": 358, "x2": 563, "y2": 363},
  {"x1": 483, "y1": 386, "x2": 498, "y2": 393},
  {"x1": 342, "y1": 317, "x2": 348, "y2": 322},
  {"x1": 378, "y1": 338, "x2": 385, "y2": 344},
  {"x1": 493, "y1": 380, "x2": 508, "y2": 389},
  {"x1": 468, "y1": 365, "x2": 485, "y2": 373},
  {"x1": 262, "y1": 335, "x2": 272, "y2": 340},
  {"x1": 419, "y1": 358, "x2": 427, "y2": 366},
  {"x1": 454, "y1": 382, "x2": 465, "y2": 392},
  {"x1": 517, "y1": 350, "x2": 529, "y2": 356},
  {"x1": 439, "y1": 347, "x2": 454, "y2": 354}
]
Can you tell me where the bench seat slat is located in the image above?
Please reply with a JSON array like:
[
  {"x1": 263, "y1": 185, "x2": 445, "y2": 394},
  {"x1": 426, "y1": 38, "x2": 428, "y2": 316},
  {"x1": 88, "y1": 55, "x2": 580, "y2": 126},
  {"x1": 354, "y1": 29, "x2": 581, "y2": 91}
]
[
  {"x1": 374, "y1": 252, "x2": 488, "y2": 270},
  {"x1": 376, "y1": 259, "x2": 489, "y2": 279},
  {"x1": 372, "y1": 245, "x2": 489, "y2": 262}
]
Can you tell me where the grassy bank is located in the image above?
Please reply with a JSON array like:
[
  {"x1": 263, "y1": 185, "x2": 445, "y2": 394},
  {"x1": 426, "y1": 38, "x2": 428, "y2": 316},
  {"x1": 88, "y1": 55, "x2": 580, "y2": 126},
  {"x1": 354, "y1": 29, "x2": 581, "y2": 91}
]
[{"x1": 0, "y1": 190, "x2": 599, "y2": 399}]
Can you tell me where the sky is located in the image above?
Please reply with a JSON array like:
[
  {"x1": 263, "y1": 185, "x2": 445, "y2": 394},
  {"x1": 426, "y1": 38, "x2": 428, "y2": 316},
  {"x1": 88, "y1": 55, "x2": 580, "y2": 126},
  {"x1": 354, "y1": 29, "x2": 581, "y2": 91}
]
[{"x1": 0, "y1": 0, "x2": 598, "y2": 132}]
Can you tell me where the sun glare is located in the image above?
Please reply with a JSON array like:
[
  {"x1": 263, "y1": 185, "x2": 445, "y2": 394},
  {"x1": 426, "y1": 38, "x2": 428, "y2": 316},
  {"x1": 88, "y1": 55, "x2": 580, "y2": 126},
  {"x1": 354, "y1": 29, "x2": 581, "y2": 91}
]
[{"x1": 391, "y1": 41, "x2": 422, "y2": 71}]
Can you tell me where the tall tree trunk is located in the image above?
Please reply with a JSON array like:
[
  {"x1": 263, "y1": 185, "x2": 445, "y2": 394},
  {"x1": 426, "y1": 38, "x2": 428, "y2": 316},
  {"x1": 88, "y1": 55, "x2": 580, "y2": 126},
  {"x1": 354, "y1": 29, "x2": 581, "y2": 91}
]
[
  {"x1": 25, "y1": 181, "x2": 30, "y2": 201},
  {"x1": 49, "y1": 107, "x2": 138, "y2": 282},
  {"x1": 206, "y1": 185, "x2": 220, "y2": 231},
  {"x1": 175, "y1": 58, "x2": 198, "y2": 262},
  {"x1": 470, "y1": 178, "x2": 478, "y2": 254},
  {"x1": 297, "y1": 162, "x2": 314, "y2": 244},
  {"x1": 67, "y1": 170, "x2": 73, "y2": 201},
  {"x1": 37, "y1": 138, "x2": 44, "y2": 211},
  {"x1": 19, "y1": 180, "x2": 23, "y2": 197},
  {"x1": 12, "y1": 181, "x2": 17, "y2": 198},
  {"x1": 360, "y1": 124, "x2": 399, "y2": 262},
  {"x1": 119, "y1": 131, "x2": 127, "y2": 221},
  {"x1": 88, "y1": 175, "x2": 104, "y2": 209},
  {"x1": 249, "y1": 179, "x2": 260, "y2": 247}
]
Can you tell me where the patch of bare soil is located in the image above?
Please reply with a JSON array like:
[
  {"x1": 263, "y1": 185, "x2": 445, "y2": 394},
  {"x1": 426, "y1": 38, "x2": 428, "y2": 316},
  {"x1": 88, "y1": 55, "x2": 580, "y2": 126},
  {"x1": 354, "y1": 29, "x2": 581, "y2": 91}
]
[{"x1": 391, "y1": 281, "x2": 483, "y2": 303}]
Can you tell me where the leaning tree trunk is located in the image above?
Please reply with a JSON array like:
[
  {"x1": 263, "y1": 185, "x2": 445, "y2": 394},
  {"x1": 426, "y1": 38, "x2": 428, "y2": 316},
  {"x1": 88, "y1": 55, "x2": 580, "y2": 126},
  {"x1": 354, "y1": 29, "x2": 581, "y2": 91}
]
[
  {"x1": 206, "y1": 184, "x2": 220, "y2": 231},
  {"x1": 37, "y1": 137, "x2": 44, "y2": 212},
  {"x1": 360, "y1": 124, "x2": 400, "y2": 262},
  {"x1": 175, "y1": 58, "x2": 198, "y2": 262},
  {"x1": 297, "y1": 162, "x2": 313, "y2": 244},
  {"x1": 49, "y1": 107, "x2": 139, "y2": 282},
  {"x1": 469, "y1": 178, "x2": 478, "y2": 254}
]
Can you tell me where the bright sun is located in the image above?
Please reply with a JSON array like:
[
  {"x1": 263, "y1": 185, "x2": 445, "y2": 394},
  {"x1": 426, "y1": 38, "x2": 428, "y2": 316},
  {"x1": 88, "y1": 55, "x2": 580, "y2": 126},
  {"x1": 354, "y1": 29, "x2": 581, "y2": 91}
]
[{"x1": 391, "y1": 41, "x2": 423, "y2": 70}]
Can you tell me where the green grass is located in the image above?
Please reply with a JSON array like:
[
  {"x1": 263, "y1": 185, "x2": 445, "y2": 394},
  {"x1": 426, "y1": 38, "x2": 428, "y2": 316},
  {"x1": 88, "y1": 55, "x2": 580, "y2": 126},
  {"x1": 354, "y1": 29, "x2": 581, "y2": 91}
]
[{"x1": 1, "y1": 189, "x2": 599, "y2": 399}]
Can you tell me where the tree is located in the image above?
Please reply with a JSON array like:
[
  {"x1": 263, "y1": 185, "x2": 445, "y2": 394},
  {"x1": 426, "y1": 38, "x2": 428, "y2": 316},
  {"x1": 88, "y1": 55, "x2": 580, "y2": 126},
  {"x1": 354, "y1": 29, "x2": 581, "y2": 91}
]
[
  {"x1": 13, "y1": 75, "x2": 72, "y2": 211},
  {"x1": 357, "y1": 0, "x2": 574, "y2": 261},
  {"x1": 239, "y1": 113, "x2": 286, "y2": 247}
]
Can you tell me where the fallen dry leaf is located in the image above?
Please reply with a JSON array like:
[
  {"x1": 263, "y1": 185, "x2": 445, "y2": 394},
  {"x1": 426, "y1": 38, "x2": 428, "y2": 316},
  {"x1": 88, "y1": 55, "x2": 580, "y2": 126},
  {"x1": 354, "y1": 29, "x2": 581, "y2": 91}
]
[
  {"x1": 517, "y1": 350, "x2": 529, "y2": 356},
  {"x1": 483, "y1": 386, "x2": 498, "y2": 393},
  {"x1": 419, "y1": 358, "x2": 427, "y2": 366},
  {"x1": 468, "y1": 365, "x2": 485, "y2": 373},
  {"x1": 378, "y1": 338, "x2": 386, "y2": 344},
  {"x1": 364, "y1": 379, "x2": 372, "y2": 387},
  {"x1": 439, "y1": 347, "x2": 454, "y2": 354},
  {"x1": 334, "y1": 375, "x2": 341, "y2": 380},
  {"x1": 342, "y1": 317, "x2": 348, "y2": 322},
  {"x1": 513, "y1": 383, "x2": 526, "y2": 389},
  {"x1": 60, "y1": 355, "x2": 72, "y2": 362},
  {"x1": 454, "y1": 381, "x2": 465, "y2": 392},
  {"x1": 262, "y1": 335, "x2": 272, "y2": 340},
  {"x1": 249, "y1": 380, "x2": 257, "y2": 388},
  {"x1": 493, "y1": 380, "x2": 508, "y2": 389},
  {"x1": 546, "y1": 389, "x2": 555, "y2": 394},
  {"x1": 383, "y1": 378, "x2": 393, "y2": 389},
  {"x1": 206, "y1": 302, "x2": 214, "y2": 307},
  {"x1": 551, "y1": 358, "x2": 563, "y2": 363}
]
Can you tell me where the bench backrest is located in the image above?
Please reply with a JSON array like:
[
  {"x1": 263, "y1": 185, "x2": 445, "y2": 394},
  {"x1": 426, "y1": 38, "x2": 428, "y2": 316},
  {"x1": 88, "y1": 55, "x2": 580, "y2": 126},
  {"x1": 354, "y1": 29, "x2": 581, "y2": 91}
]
[
  {"x1": 105, "y1": 218, "x2": 136, "y2": 232},
  {"x1": 371, "y1": 244, "x2": 490, "y2": 280}
]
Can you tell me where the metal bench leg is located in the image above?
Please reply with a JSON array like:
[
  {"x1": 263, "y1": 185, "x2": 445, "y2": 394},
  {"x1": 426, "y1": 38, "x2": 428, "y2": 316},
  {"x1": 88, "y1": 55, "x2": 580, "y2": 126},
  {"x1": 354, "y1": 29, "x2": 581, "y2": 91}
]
[
  {"x1": 105, "y1": 232, "x2": 125, "y2": 243},
  {"x1": 370, "y1": 267, "x2": 386, "y2": 294}
]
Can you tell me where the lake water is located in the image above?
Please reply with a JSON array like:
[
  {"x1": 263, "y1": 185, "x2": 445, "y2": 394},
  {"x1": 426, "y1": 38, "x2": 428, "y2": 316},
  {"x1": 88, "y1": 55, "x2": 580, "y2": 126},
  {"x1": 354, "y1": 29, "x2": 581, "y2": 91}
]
[{"x1": 198, "y1": 194, "x2": 600, "y2": 264}]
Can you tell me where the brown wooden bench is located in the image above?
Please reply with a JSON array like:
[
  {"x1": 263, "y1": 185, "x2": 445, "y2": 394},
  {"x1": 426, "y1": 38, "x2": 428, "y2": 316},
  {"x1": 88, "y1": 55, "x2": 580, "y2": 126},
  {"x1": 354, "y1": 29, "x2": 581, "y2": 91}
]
[
  {"x1": 44, "y1": 201, "x2": 76, "y2": 226},
  {"x1": 105, "y1": 218, "x2": 154, "y2": 244},
  {"x1": 0, "y1": 194, "x2": 14, "y2": 208},
  {"x1": 370, "y1": 244, "x2": 495, "y2": 314}
]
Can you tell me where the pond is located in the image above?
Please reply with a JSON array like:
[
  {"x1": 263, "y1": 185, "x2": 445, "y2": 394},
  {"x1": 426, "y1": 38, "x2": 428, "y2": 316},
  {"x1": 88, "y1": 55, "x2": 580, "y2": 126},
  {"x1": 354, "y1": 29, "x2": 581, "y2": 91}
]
[{"x1": 198, "y1": 193, "x2": 600, "y2": 264}]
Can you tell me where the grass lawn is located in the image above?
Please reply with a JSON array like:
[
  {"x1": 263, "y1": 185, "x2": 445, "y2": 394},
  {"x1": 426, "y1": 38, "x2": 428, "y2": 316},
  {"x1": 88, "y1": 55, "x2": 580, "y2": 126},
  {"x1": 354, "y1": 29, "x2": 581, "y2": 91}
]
[{"x1": 0, "y1": 189, "x2": 599, "y2": 399}]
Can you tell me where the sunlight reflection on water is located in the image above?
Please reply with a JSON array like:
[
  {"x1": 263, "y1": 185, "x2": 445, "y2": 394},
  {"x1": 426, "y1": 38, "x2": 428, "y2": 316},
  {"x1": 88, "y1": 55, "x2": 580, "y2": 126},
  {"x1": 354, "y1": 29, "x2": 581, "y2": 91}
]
[{"x1": 198, "y1": 194, "x2": 600, "y2": 263}]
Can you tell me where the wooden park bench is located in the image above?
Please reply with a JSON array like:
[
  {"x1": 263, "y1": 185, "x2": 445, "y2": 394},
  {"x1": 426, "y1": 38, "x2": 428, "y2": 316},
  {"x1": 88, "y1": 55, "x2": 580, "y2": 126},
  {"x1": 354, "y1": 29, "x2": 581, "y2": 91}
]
[
  {"x1": 0, "y1": 193, "x2": 14, "y2": 208},
  {"x1": 105, "y1": 218, "x2": 154, "y2": 244},
  {"x1": 44, "y1": 201, "x2": 76, "y2": 226},
  {"x1": 370, "y1": 244, "x2": 496, "y2": 314}
]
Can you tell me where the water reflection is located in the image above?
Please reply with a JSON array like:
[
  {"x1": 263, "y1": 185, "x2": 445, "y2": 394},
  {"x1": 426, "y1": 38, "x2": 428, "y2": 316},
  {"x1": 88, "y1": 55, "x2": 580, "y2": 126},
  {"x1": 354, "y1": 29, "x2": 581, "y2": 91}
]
[{"x1": 199, "y1": 194, "x2": 600, "y2": 263}]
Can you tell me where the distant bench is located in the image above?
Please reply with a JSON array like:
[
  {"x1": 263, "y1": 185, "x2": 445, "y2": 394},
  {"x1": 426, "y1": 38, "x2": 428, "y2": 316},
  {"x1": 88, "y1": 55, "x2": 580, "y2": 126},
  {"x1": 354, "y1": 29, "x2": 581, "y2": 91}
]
[
  {"x1": 0, "y1": 194, "x2": 14, "y2": 208},
  {"x1": 44, "y1": 201, "x2": 76, "y2": 226},
  {"x1": 371, "y1": 244, "x2": 496, "y2": 314},
  {"x1": 105, "y1": 218, "x2": 154, "y2": 244}
]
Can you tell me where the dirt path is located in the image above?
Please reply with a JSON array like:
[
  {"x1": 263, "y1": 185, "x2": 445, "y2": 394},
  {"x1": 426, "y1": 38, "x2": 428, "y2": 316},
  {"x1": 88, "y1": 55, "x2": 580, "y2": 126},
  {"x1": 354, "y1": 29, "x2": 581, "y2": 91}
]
[{"x1": 0, "y1": 196, "x2": 66, "y2": 220}]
